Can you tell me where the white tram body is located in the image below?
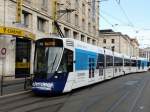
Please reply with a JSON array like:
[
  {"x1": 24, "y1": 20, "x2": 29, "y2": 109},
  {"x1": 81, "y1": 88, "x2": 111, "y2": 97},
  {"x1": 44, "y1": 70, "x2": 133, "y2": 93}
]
[{"x1": 32, "y1": 37, "x2": 149, "y2": 94}]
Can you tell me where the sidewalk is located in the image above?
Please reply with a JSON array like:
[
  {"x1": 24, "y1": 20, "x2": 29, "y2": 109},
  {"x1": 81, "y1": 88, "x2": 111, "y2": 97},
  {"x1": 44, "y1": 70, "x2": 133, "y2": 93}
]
[{"x1": 0, "y1": 77, "x2": 32, "y2": 96}]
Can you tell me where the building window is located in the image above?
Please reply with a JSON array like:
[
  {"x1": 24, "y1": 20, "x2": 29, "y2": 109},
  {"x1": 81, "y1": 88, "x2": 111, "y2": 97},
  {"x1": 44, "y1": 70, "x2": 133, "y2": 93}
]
[
  {"x1": 87, "y1": 37, "x2": 91, "y2": 43},
  {"x1": 73, "y1": 32, "x2": 78, "y2": 39},
  {"x1": 93, "y1": 26, "x2": 96, "y2": 35},
  {"x1": 112, "y1": 39, "x2": 115, "y2": 43},
  {"x1": 103, "y1": 39, "x2": 106, "y2": 43},
  {"x1": 22, "y1": 11, "x2": 30, "y2": 27},
  {"x1": 88, "y1": 23, "x2": 91, "y2": 32},
  {"x1": 66, "y1": 13, "x2": 71, "y2": 22},
  {"x1": 42, "y1": 0, "x2": 48, "y2": 9},
  {"x1": 82, "y1": 3, "x2": 85, "y2": 15},
  {"x1": 64, "y1": 28, "x2": 70, "y2": 38},
  {"x1": 81, "y1": 35, "x2": 85, "y2": 42},
  {"x1": 75, "y1": 0, "x2": 79, "y2": 9},
  {"x1": 82, "y1": 19, "x2": 85, "y2": 30},
  {"x1": 65, "y1": 1, "x2": 71, "y2": 22},
  {"x1": 24, "y1": 0, "x2": 32, "y2": 4},
  {"x1": 111, "y1": 46, "x2": 115, "y2": 51},
  {"x1": 92, "y1": 39, "x2": 96, "y2": 45},
  {"x1": 75, "y1": 14, "x2": 79, "y2": 26},
  {"x1": 37, "y1": 17, "x2": 47, "y2": 32},
  {"x1": 88, "y1": 8, "x2": 91, "y2": 19}
]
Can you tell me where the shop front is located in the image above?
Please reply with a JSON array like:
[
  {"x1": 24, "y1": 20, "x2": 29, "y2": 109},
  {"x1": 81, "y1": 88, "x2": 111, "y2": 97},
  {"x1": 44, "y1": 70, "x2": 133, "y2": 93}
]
[{"x1": 0, "y1": 26, "x2": 35, "y2": 79}]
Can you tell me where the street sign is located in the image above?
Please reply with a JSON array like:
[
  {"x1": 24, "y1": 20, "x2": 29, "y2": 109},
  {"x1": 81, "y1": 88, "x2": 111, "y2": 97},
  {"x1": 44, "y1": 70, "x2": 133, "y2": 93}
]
[
  {"x1": 0, "y1": 26, "x2": 24, "y2": 36},
  {"x1": 0, "y1": 26, "x2": 36, "y2": 40}
]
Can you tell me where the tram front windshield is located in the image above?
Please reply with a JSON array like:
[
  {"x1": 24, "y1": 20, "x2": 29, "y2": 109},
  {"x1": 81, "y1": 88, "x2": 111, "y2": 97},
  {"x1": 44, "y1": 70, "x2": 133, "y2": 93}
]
[{"x1": 34, "y1": 39, "x2": 63, "y2": 78}]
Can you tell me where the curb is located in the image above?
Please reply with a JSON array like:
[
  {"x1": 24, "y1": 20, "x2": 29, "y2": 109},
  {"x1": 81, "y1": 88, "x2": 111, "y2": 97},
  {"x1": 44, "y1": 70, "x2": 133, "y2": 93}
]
[{"x1": 0, "y1": 90, "x2": 32, "y2": 99}]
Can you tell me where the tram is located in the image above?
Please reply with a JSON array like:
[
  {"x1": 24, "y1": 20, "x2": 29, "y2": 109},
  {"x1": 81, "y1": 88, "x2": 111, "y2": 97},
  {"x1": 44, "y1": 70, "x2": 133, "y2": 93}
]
[{"x1": 32, "y1": 36, "x2": 149, "y2": 95}]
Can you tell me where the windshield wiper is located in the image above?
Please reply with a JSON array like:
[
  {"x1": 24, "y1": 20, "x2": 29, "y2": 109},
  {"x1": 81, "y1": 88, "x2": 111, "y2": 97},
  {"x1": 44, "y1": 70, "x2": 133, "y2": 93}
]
[{"x1": 51, "y1": 53, "x2": 58, "y2": 73}]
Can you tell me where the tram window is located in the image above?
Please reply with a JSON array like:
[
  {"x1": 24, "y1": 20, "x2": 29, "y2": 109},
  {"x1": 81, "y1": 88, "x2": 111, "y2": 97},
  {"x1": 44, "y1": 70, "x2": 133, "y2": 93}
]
[
  {"x1": 131, "y1": 60, "x2": 137, "y2": 67},
  {"x1": 147, "y1": 62, "x2": 150, "y2": 67},
  {"x1": 124, "y1": 59, "x2": 130, "y2": 66},
  {"x1": 106, "y1": 55, "x2": 113, "y2": 67},
  {"x1": 114, "y1": 57, "x2": 118, "y2": 66},
  {"x1": 58, "y1": 49, "x2": 73, "y2": 72},
  {"x1": 96, "y1": 54, "x2": 104, "y2": 68},
  {"x1": 114, "y1": 57, "x2": 123, "y2": 66},
  {"x1": 138, "y1": 60, "x2": 141, "y2": 69}
]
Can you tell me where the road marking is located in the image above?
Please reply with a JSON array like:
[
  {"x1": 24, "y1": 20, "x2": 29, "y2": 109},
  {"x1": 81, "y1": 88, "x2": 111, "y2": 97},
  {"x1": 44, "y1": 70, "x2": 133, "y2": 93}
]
[
  {"x1": 129, "y1": 79, "x2": 148, "y2": 112},
  {"x1": 0, "y1": 90, "x2": 31, "y2": 99},
  {"x1": 139, "y1": 106, "x2": 144, "y2": 110},
  {"x1": 107, "y1": 91, "x2": 130, "y2": 112},
  {"x1": 125, "y1": 81, "x2": 138, "y2": 86}
]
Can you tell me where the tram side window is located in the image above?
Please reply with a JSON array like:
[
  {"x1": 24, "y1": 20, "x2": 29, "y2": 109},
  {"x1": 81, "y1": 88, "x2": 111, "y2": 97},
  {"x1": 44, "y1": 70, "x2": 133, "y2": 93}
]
[
  {"x1": 96, "y1": 53, "x2": 104, "y2": 69},
  {"x1": 124, "y1": 59, "x2": 130, "y2": 66},
  {"x1": 114, "y1": 57, "x2": 123, "y2": 66},
  {"x1": 58, "y1": 49, "x2": 73, "y2": 72},
  {"x1": 147, "y1": 62, "x2": 150, "y2": 67},
  {"x1": 138, "y1": 60, "x2": 141, "y2": 69},
  {"x1": 106, "y1": 55, "x2": 113, "y2": 67},
  {"x1": 131, "y1": 60, "x2": 137, "y2": 67}
]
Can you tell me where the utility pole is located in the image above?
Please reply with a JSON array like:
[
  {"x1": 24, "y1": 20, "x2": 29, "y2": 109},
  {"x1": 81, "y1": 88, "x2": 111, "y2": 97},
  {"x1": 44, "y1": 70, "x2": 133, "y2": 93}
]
[{"x1": 51, "y1": 0, "x2": 76, "y2": 36}]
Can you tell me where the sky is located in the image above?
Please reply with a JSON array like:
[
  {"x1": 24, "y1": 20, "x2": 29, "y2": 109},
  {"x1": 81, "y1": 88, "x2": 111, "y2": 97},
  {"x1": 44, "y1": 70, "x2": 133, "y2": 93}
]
[{"x1": 100, "y1": 0, "x2": 150, "y2": 48}]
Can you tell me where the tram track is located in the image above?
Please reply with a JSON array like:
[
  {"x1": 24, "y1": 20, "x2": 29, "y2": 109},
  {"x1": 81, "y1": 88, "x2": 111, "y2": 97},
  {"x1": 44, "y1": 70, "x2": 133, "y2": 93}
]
[{"x1": 0, "y1": 72, "x2": 149, "y2": 112}]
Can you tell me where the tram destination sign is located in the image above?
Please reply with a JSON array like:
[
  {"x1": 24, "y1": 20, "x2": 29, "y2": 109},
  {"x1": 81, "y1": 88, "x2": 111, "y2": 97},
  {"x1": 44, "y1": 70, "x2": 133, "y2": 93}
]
[{"x1": 37, "y1": 39, "x2": 63, "y2": 47}]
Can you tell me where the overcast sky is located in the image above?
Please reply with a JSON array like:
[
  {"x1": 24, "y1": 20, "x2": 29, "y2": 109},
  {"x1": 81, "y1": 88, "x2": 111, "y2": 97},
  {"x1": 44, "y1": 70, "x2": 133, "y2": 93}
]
[{"x1": 100, "y1": 0, "x2": 150, "y2": 48}]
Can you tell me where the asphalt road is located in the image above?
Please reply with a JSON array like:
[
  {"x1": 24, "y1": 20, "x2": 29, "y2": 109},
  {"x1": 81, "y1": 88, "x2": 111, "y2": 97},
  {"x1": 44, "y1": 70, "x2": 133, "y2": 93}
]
[{"x1": 0, "y1": 72, "x2": 150, "y2": 112}]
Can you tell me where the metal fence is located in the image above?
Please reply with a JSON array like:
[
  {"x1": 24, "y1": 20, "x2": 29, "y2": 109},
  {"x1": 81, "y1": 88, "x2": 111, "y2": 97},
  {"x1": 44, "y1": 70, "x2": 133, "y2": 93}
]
[{"x1": 0, "y1": 74, "x2": 33, "y2": 96}]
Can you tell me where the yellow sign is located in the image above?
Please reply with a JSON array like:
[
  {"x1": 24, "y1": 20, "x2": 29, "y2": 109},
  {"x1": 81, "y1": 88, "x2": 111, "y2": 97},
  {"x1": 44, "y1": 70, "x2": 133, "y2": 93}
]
[
  {"x1": 0, "y1": 26, "x2": 24, "y2": 36},
  {"x1": 0, "y1": 26, "x2": 36, "y2": 40},
  {"x1": 16, "y1": 62, "x2": 30, "y2": 69},
  {"x1": 16, "y1": 0, "x2": 22, "y2": 23},
  {"x1": 24, "y1": 31, "x2": 36, "y2": 40}
]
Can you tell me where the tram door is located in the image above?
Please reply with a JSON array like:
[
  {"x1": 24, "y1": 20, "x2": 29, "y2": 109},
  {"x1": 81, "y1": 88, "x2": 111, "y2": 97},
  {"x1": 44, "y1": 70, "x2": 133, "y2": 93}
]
[
  {"x1": 89, "y1": 57, "x2": 95, "y2": 78},
  {"x1": 15, "y1": 38, "x2": 31, "y2": 78}
]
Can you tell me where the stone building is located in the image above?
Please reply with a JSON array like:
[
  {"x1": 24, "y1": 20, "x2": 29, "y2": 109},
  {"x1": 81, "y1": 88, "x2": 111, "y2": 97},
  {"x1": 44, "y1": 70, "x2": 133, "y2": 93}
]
[
  {"x1": 0, "y1": 0, "x2": 100, "y2": 78},
  {"x1": 130, "y1": 38, "x2": 139, "y2": 57},
  {"x1": 99, "y1": 29, "x2": 139, "y2": 57}
]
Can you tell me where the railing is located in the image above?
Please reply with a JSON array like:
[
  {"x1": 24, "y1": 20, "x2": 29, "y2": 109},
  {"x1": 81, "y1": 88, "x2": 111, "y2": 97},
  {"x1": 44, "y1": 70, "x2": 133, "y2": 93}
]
[{"x1": 0, "y1": 74, "x2": 33, "y2": 96}]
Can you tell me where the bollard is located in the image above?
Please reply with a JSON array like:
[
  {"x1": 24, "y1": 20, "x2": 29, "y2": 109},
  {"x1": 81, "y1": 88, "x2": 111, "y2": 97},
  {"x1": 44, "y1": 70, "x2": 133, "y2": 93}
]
[
  {"x1": 1, "y1": 75, "x2": 3, "y2": 96},
  {"x1": 24, "y1": 75, "x2": 27, "y2": 90}
]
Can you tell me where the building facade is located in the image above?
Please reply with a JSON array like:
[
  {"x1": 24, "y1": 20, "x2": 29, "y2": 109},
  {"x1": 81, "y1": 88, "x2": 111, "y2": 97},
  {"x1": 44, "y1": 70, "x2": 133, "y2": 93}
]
[
  {"x1": 139, "y1": 47, "x2": 150, "y2": 61},
  {"x1": 0, "y1": 0, "x2": 100, "y2": 78},
  {"x1": 130, "y1": 38, "x2": 139, "y2": 57},
  {"x1": 99, "y1": 29, "x2": 139, "y2": 57}
]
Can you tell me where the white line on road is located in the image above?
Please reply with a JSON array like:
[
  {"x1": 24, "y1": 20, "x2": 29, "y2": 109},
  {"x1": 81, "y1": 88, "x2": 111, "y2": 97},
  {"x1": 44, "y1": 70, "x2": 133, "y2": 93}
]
[
  {"x1": 107, "y1": 91, "x2": 130, "y2": 112},
  {"x1": 128, "y1": 78, "x2": 148, "y2": 112}
]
